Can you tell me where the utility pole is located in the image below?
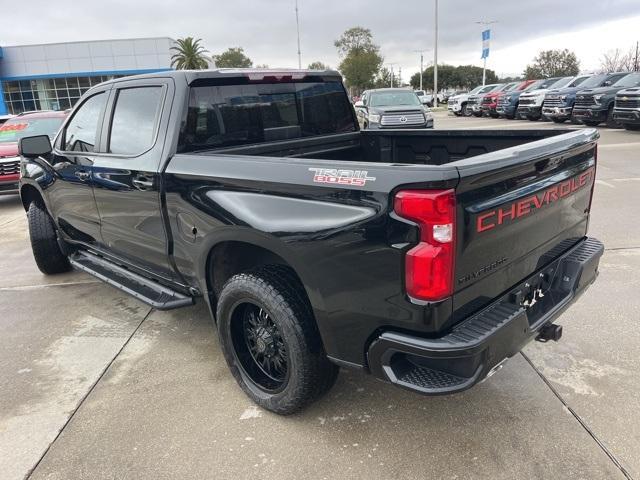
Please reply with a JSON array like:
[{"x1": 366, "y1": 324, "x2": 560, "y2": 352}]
[
  {"x1": 635, "y1": 41, "x2": 639, "y2": 72},
  {"x1": 434, "y1": 0, "x2": 438, "y2": 106},
  {"x1": 476, "y1": 20, "x2": 498, "y2": 86},
  {"x1": 295, "y1": 0, "x2": 302, "y2": 69},
  {"x1": 398, "y1": 66, "x2": 402, "y2": 86},
  {"x1": 414, "y1": 49, "x2": 426, "y2": 91},
  {"x1": 388, "y1": 63, "x2": 396, "y2": 88}
]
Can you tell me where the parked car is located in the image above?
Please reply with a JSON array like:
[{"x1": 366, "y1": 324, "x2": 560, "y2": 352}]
[
  {"x1": 355, "y1": 88, "x2": 433, "y2": 129},
  {"x1": 0, "y1": 111, "x2": 66, "y2": 195},
  {"x1": 496, "y1": 79, "x2": 544, "y2": 119},
  {"x1": 573, "y1": 72, "x2": 640, "y2": 128},
  {"x1": 447, "y1": 85, "x2": 484, "y2": 116},
  {"x1": 19, "y1": 69, "x2": 602, "y2": 414},
  {"x1": 613, "y1": 85, "x2": 640, "y2": 130},
  {"x1": 543, "y1": 72, "x2": 629, "y2": 123},
  {"x1": 481, "y1": 81, "x2": 534, "y2": 118},
  {"x1": 518, "y1": 75, "x2": 591, "y2": 121},
  {"x1": 469, "y1": 84, "x2": 503, "y2": 117}
]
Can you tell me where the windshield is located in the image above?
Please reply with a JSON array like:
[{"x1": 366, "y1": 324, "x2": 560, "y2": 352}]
[
  {"x1": 478, "y1": 85, "x2": 497, "y2": 94},
  {"x1": 537, "y1": 77, "x2": 562, "y2": 89},
  {"x1": 468, "y1": 86, "x2": 484, "y2": 95},
  {"x1": 579, "y1": 74, "x2": 607, "y2": 88},
  {"x1": 570, "y1": 76, "x2": 590, "y2": 88},
  {"x1": 0, "y1": 116, "x2": 64, "y2": 144},
  {"x1": 502, "y1": 82, "x2": 519, "y2": 92},
  {"x1": 370, "y1": 91, "x2": 421, "y2": 107},
  {"x1": 415, "y1": 91, "x2": 424, "y2": 96},
  {"x1": 613, "y1": 73, "x2": 640, "y2": 87},
  {"x1": 549, "y1": 77, "x2": 574, "y2": 89},
  {"x1": 523, "y1": 80, "x2": 544, "y2": 91}
]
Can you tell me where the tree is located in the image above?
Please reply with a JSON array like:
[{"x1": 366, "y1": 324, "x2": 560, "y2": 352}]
[
  {"x1": 600, "y1": 46, "x2": 638, "y2": 73},
  {"x1": 334, "y1": 27, "x2": 383, "y2": 92},
  {"x1": 170, "y1": 37, "x2": 209, "y2": 70},
  {"x1": 373, "y1": 67, "x2": 392, "y2": 88},
  {"x1": 213, "y1": 47, "x2": 253, "y2": 68},
  {"x1": 308, "y1": 61, "x2": 330, "y2": 70},
  {"x1": 409, "y1": 64, "x2": 498, "y2": 90},
  {"x1": 523, "y1": 49, "x2": 580, "y2": 79}
]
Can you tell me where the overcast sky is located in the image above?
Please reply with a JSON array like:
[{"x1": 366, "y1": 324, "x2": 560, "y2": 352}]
[{"x1": 2, "y1": 0, "x2": 640, "y2": 80}]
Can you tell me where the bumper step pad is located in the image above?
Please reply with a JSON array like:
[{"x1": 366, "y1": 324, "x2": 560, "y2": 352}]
[
  {"x1": 69, "y1": 251, "x2": 194, "y2": 310},
  {"x1": 368, "y1": 237, "x2": 604, "y2": 395}
]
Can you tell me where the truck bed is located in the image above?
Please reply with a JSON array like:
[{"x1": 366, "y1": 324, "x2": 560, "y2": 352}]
[{"x1": 208, "y1": 129, "x2": 572, "y2": 166}]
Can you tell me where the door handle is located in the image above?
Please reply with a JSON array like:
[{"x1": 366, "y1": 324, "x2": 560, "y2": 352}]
[
  {"x1": 75, "y1": 170, "x2": 90, "y2": 181},
  {"x1": 132, "y1": 177, "x2": 154, "y2": 190}
]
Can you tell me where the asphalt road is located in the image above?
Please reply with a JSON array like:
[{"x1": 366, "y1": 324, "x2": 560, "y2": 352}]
[{"x1": 1, "y1": 112, "x2": 638, "y2": 479}]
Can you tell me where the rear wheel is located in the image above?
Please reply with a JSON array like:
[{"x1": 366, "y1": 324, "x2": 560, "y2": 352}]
[
  {"x1": 606, "y1": 107, "x2": 622, "y2": 129},
  {"x1": 461, "y1": 104, "x2": 469, "y2": 116},
  {"x1": 623, "y1": 124, "x2": 640, "y2": 131},
  {"x1": 217, "y1": 266, "x2": 338, "y2": 415},
  {"x1": 583, "y1": 120, "x2": 600, "y2": 127},
  {"x1": 27, "y1": 202, "x2": 71, "y2": 275}
]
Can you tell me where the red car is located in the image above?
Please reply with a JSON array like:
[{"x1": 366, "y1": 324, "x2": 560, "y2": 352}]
[
  {"x1": 0, "y1": 111, "x2": 67, "y2": 195},
  {"x1": 481, "y1": 80, "x2": 537, "y2": 118}
]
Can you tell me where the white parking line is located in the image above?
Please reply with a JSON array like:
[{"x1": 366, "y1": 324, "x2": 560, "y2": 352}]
[
  {"x1": 611, "y1": 177, "x2": 640, "y2": 182},
  {"x1": 595, "y1": 180, "x2": 616, "y2": 188},
  {"x1": 599, "y1": 142, "x2": 640, "y2": 149}
]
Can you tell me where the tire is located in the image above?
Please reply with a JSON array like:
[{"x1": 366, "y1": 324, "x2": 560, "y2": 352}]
[
  {"x1": 27, "y1": 202, "x2": 71, "y2": 275},
  {"x1": 216, "y1": 266, "x2": 339, "y2": 415},
  {"x1": 551, "y1": 118, "x2": 566, "y2": 124},
  {"x1": 623, "y1": 124, "x2": 640, "y2": 131},
  {"x1": 606, "y1": 107, "x2": 622, "y2": 129},
  {"x1": 461, "y1": 104, "x2": 469, "y2": 116},
  {"x1": 583, "y1": 120, "x2": 600, "y2": 127}
]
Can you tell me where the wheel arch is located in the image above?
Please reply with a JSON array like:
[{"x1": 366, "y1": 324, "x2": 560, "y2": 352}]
[{"x1": 20, "y1": 183, "x2": 45, "y2": 211}]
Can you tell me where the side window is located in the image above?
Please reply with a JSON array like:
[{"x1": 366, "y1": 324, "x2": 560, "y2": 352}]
[
  {"x1": 63, "y1": 92, "x2": 107, "y2": 152},
  {"x1": 109, "y1": 86, "x2": 163, "y2": 155}
]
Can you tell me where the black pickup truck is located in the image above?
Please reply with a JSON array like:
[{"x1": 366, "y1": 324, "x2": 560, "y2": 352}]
[{"x1": 18, "y1": 69, "x2": 603, "y2": 414}]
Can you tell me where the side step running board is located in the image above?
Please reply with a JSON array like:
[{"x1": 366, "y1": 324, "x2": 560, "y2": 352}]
[{"x1": 69, "y1": 251, "x2": 194, "y2": 310}]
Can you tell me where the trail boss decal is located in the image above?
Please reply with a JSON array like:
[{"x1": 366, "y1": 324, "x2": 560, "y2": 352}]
[
  {"x1": 309, "y1": 167, "x2": 376, "y2": 187},
  {"x1": 476, "y1": 167, "x2": 595, "y2": 233}
]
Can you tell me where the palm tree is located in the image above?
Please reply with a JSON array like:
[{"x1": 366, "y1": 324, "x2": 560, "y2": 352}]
[{"x1": 171, "y1": 37, "x2": 209, "y2": 70}]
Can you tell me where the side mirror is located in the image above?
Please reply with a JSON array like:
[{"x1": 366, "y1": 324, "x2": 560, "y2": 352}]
[
  {"x1": 354, "y1": 100, "x2": 365, "y2": 108},
  {"x1": 603, "y1": 80, "x2": 612, "y2": 87},
  {"x1": 19, "y1": 135, "x2": 52, "y2": 158}
]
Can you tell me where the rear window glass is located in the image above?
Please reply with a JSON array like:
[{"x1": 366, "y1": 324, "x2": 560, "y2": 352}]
[
  {"x1": 0, "y1": 117, "x2": 64, "y2": 144},
  {"x1": 178, "y1": 81, "x2": 356, "y2": 152}
]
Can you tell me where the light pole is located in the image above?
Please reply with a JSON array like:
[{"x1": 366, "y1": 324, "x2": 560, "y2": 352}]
[
  {"x1": 295, "y1": 0, "x2": 302, "y2": 69},
  {"x1": 433, "y1": 0, "x2": 438, "y2": 106},
  {"x1": 414, "y1": 49, "x2": 426, "y2": 91},
  {"x1": 387, "y1": 63, "x2": 396, "y2": 88},
  {"x1": 475, "y1": 20, "x2": 497, "y2": 85}
]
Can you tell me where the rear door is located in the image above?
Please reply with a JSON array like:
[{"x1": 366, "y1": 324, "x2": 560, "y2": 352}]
[
  {"x1": 451, "y1": 130, "x2": 597, "y2": 321},
  {"x1": 91, "y1": 78, "x2": 176, "y2": 280}
]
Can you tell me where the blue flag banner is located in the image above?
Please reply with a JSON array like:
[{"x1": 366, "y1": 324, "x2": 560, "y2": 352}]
[{"x1": 481, "y1": 29, "x2": 490, "y2": 59}]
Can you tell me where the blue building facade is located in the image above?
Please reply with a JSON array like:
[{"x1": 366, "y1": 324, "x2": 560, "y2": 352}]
[{"x1": 0, "y1": 38, "x2": 175, "y2": 115}]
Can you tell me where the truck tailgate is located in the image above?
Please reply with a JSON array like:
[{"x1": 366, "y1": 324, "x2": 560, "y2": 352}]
[{"x1": 451, "y1": 129, "x2": 598, "y2": 322}]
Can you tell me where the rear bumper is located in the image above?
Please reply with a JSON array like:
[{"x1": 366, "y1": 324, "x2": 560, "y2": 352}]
[
  {"x1": 613, "y1": 108, "x2": 640, "y2": 125},
  {"x1": 367, "y1": 237, "x2": 603, "y2": 395}
]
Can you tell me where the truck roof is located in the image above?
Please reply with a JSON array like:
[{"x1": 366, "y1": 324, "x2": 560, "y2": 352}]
[{"x1": 99, "y1": 68, "x2": 343, "y2": 87}]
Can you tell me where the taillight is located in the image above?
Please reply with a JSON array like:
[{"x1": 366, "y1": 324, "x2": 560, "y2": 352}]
[{"x1": 394, "y1": 189, "x2": 456, "y2": 302}]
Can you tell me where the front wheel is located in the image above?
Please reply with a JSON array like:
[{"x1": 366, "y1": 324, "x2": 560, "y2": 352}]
[
  {"x1": 461, "y1": 104, "x2": 469, "y2": 116},
  {"x1": 551, "y1": 118, "x2": 566, "y2": 123},
  {"x1": 216, "y1": 266, "x2": 339, "y2": 415},
  {"x1": 27, "y1": 202, "x2": 71, "y2": 275},
  {"x1": 583, "y1": 120, "x2": 600, "y2": 127}
]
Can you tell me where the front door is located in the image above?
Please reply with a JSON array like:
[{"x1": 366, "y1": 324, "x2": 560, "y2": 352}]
[
  {"x1": 48, "y1": 89, "x2": 110, "y2": 246},
  {"x1": 91, "y1": 79, "x2": 175, "y2": 280}
]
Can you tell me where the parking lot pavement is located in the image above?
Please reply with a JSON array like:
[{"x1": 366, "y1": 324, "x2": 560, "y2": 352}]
[{"x1": 1, "y1": 117, "x2": 639, "y2": 479}]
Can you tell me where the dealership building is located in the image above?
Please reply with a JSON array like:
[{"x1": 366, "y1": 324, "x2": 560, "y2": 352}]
[{"x1": 0, "y1": 37, "x2": 176, "y2": 115}]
